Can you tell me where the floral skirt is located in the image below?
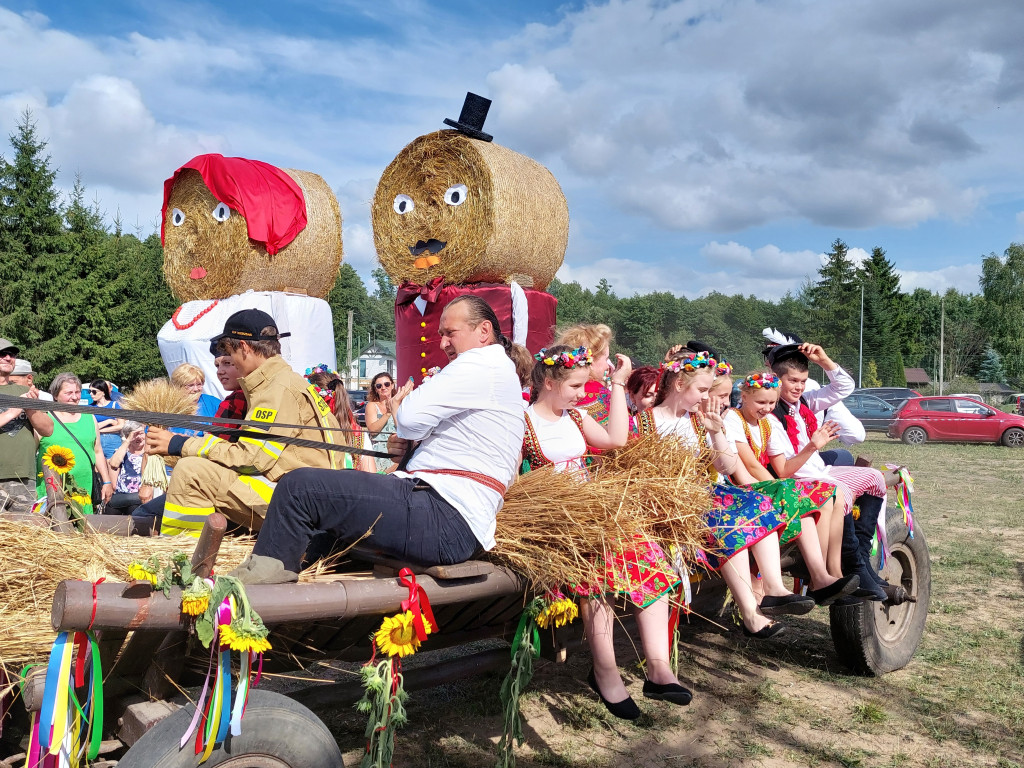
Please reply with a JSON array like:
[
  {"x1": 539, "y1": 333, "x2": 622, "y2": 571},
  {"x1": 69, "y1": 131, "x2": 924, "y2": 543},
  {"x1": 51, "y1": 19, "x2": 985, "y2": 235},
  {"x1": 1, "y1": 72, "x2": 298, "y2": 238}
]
[
  {"x1": 573, "y1": 538, "x2": 680, "y2": 608},
  {"x1": 747, "y1": 479, "x2": 835, "y2": 545},
  {"x1": 700, "y1": 484, "x2": 789, "y2": 570}
]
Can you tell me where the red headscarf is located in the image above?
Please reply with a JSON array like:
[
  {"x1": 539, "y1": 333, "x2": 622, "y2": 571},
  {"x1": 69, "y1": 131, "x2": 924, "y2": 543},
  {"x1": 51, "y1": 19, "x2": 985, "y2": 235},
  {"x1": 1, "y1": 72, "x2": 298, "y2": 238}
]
[{"x1": 161, "y1": 154, "x2": 307, "y2": 255}]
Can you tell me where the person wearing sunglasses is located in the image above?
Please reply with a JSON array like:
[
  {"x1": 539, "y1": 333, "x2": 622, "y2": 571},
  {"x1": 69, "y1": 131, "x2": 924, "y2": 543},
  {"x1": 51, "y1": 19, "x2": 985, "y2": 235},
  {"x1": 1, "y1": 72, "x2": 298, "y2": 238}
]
[
  {"x1": 365, "y1": 372, "x2": 398, "y2": 472},
  {"x1": 90, "y1": 380, "x2": 125, "y2": 459}
]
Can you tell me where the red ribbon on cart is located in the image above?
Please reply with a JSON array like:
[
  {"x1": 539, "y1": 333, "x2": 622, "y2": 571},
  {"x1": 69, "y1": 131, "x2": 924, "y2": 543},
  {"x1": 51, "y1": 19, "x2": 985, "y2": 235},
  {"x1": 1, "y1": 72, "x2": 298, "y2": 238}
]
[{"x1": 398, "y1": 568, "x2": 438, "y2": 642}]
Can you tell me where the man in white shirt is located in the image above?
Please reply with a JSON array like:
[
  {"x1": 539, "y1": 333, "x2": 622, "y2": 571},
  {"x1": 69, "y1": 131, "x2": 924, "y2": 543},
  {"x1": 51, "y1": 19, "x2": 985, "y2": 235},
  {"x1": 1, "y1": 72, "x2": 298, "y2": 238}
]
[
  {"x1": 235, "y1": 296, "x2": 526, "y2": 584},
  {"x1": 766, "y1": 341, "x2": 889, "y2": 602}
]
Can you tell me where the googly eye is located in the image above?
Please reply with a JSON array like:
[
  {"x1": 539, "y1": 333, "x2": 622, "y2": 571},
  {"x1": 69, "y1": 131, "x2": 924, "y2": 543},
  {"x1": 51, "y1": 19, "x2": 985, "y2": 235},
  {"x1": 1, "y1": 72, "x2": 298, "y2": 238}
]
[
  {"x1": 443, "y1": 184, "x2": 468, "y2": 206},
  {"x1": 393, "y1": 194, "x2": 414, "y2": 214},
  {"x1": 211, "y1": 202, "x2": 231, "y2": 222},
  {"x1": 171, "y1": 208, "x2": 185, "y2": 227}
]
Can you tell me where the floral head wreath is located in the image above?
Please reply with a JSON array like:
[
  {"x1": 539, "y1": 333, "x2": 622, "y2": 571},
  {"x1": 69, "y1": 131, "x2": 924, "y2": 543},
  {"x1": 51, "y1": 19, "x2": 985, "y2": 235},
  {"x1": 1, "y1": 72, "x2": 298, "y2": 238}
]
[
  {"x1": 715, "y1": 359, "x2": 733, "y2": 377},
  {"x1": 535, "y1": 346, "x2": 593, "y2": 369},
  {"x1": 304, "y1": 363, "x2": 334, "y2": 378},
  {"x1": 661, "y1": 351, "x2": 716, "y2": 374},
  {"x1": 743, "y1": 372, "x2": 780, "y2": 389}
]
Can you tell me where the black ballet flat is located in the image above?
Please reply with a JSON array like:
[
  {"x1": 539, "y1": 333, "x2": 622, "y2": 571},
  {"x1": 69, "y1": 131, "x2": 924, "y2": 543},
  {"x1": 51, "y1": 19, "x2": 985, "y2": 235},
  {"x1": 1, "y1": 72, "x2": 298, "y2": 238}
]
[
  {"x1": 741, "y1": 620, "x2": 785, "y2": 639},
  {"x1": 587, "y1": 667, "x2": 642, "y2": 720},
  {"x1": 807, "y1": 574, "x2": 860, "y2": 607},
  {"x1": 759, "y1": 593, "x2": 816, "y2": 617},
  {"x1": 642, "y1": 679, "x2": 693, "y2": 706}
]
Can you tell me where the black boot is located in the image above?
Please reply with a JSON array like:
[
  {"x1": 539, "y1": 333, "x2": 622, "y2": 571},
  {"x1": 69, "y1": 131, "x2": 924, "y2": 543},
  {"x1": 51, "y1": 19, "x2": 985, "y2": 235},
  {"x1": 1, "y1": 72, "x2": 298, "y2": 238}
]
[
  {"x1": 854, "y1": 494, "x2": 888, "y2": 588},
  {"x1": 841, "y1": 511, "x2": 885, "y2": 601}
]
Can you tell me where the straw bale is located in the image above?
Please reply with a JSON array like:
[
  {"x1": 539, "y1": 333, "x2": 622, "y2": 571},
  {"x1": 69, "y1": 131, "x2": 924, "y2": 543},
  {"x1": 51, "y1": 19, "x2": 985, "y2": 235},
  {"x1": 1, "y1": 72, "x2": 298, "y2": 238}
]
[
  {"x1": 163, "y1": 168, "x2": 343, "y2": 302},
  {"x1": 0, "y1": 520, "x2": 255, "y2": 695},
  {"x1": 372, "y1": 130, "x2": 568, "y2": 289}
]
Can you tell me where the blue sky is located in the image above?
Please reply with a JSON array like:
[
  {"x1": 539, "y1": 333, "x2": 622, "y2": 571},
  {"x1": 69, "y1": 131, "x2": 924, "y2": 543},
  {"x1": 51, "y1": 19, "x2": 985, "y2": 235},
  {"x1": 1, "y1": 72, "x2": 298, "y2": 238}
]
[{"x1": 3, "y1": 0, "x2": 1023, "y2": 300}]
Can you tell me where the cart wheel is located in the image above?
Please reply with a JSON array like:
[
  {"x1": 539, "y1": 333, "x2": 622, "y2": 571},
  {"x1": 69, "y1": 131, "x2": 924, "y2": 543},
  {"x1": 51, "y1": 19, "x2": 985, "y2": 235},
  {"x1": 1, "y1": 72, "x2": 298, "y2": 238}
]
[
  {"x1": 118, "y1": 690, "x2": 343, "y2": 768},
  {"x1": 829, "y1": 506, "x2": 931, "y2": 675}
]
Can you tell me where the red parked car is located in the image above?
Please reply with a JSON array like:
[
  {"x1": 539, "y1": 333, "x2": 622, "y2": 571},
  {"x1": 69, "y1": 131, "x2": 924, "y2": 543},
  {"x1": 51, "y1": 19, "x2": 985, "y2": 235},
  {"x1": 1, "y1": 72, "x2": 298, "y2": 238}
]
[{"x1": 888, "y1": 396, "x2": 1024, "y2": 447}]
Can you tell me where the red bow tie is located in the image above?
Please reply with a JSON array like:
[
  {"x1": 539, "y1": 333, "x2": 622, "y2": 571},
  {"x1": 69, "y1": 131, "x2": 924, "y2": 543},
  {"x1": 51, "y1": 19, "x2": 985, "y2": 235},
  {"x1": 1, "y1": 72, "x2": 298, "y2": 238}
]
[{"x1": 396, "y1": 276, "x2": 446, "y2": 304}]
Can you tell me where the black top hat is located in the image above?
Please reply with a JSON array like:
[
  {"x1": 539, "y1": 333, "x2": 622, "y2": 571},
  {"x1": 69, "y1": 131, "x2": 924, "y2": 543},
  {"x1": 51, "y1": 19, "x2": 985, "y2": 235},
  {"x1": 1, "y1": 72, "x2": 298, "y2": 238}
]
[
  {"x1": 686, "y1": 340, "x2": 721, "y2": 360},
  {"x1": 443, "y1": 92, "x2": 493, "y2": 142},
  {"x1": 767, "y1": 343, "x2": 806, "y2": 368},
  {"x1": 210, "y1": 309, "x2": 291, "y2": 347}
]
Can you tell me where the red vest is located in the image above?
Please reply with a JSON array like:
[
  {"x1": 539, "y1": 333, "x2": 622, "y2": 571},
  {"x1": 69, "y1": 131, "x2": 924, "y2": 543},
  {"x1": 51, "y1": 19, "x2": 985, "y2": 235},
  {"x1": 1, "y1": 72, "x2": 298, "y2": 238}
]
[{"x1": 394, "y1": 281, "x2": 557, "y2": 383}]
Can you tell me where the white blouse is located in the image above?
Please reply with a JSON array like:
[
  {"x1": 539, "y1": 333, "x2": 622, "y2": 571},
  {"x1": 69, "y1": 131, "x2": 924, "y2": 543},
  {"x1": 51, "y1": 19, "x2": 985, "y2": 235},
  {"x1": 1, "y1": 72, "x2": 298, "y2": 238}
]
[{"x1": 527, "y1": 406, "x2": 588, "y2": 474}]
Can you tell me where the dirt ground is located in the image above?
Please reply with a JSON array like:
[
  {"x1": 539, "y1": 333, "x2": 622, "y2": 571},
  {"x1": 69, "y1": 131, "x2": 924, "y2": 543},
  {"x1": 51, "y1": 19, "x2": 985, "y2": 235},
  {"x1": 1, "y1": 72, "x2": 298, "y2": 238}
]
[{"x1": 308, "y1": 438, "x2": 1024, "y2": 768}]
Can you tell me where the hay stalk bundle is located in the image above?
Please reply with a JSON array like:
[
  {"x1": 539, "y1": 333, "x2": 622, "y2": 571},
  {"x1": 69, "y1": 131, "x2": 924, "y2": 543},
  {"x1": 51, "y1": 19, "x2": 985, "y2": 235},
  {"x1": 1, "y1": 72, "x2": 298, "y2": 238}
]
[
  {"x1": 0, "y1": 520, "x2": 255, "y2": 695},
  {"x1": 372, "y1": 130, "x2": 568, "y2": 289},
  {"x1": 491, "y1": 436, "x2": 713, "y2": 596}
]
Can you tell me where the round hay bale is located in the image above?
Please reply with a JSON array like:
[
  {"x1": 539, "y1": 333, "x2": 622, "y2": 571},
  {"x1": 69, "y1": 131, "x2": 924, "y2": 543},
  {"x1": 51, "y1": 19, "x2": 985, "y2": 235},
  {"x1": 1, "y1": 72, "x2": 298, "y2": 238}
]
[
  {"x1": 372, "y1": 130, "x2": 568, "y2": 290},
  {"x1": 163, "y1": 168, "x2": 343, "y2": 302}
]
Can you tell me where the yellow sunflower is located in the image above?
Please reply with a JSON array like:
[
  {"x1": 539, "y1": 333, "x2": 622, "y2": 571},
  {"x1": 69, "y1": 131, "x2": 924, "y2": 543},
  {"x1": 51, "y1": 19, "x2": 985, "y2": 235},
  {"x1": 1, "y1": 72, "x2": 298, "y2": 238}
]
[
  {"x1": 535, "y1": 598, "x2": 579, "y2": 629},
  {"x1": 42, "y1": 445, "x2": 76, "y2": 475},
  {"x1": 374, "y1": 611, "x2": 421, "y2": 657},
  {"x1": 219, "y1": 622, "x2": 272, "y2": 653},
  {"x1": 127, "y1": 562, "x2": 159, "y2": 585}
]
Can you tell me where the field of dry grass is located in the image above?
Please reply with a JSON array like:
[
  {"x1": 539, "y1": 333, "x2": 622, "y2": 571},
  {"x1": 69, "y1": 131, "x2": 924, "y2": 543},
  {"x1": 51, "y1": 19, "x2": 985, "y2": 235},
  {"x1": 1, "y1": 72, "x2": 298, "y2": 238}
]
[{"x1": 309, "y1": 438, "x2": 1023, "y2": 768}]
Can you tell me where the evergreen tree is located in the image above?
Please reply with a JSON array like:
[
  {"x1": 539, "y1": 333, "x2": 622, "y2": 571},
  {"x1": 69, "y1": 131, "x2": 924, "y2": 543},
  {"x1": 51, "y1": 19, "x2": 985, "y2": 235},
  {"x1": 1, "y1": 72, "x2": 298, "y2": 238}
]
[
  {"x1": 977, "y1": 345, "x2": 1008, "y2": 385},
  {"x1": 0, "y1": 110, "x2": 65, "y2": 349},
  {"x1": 857, "y1": 251, "x2": 905, "y2": 387},
  {"x1": 807, "y1": 238, "x2": 859, "y2": 370}
]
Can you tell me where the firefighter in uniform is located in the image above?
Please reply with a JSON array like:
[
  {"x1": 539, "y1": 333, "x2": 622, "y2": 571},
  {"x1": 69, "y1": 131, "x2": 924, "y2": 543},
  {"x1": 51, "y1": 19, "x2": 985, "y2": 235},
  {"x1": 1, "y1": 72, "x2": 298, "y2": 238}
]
[{"x1": 145, "y1": 309, "x2": 341, "y2": 536}]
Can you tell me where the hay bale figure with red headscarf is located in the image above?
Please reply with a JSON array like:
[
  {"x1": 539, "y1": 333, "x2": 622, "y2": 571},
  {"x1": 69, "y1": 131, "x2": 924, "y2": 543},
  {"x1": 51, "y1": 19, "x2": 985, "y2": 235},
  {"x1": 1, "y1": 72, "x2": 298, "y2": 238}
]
[
  {"x1": 373, "y1": 93, "x2": 567, "y2": 382},
  {"x1": 157, "y1": 154, "x2": 343, "y2": 395}
]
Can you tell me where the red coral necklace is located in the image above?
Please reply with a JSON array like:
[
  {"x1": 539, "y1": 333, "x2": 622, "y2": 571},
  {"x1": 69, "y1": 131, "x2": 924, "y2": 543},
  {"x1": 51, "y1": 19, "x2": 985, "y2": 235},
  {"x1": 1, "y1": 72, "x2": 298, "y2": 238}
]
[{"x1": 171, "y1": 300, "x2": 220, "y2": 330}]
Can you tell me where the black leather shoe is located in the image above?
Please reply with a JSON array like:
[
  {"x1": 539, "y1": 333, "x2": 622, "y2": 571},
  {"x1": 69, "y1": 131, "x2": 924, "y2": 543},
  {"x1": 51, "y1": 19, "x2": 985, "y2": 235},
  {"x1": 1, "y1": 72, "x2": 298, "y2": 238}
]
[
  {"x1": 587, "y1": 668, "x2": 641, "y2": 720},
  {"x1": 741, "y1": 620, "x2": 785, "y2": 639},
  {"x1": 642, "y1": 680, "x2": 692, "y2": 706},
  {"x1": 759, "y1": 593, "x2": 816, "y2": 616},
  {"x1": 808, "y1": 574, "x2": 860, "y2": 606}
]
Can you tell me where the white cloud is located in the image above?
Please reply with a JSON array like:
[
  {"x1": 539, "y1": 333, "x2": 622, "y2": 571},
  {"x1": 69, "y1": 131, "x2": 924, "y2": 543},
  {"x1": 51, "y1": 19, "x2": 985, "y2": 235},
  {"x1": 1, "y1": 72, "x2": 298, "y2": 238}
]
[{"x1": 897, "y1": 263, "x2": 982, "y2": 293}]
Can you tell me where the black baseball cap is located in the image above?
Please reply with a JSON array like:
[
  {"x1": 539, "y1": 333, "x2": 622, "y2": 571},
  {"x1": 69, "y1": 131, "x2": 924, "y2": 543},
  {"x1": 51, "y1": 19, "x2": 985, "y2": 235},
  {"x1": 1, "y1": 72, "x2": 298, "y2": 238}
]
[{"x1": 209, "y1": 309, "x2": 291, "y2": 347}]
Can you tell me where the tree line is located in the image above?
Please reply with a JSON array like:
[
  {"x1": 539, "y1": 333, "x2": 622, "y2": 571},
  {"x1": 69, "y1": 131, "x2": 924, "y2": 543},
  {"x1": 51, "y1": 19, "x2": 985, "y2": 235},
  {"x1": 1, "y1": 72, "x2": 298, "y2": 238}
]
[{"x1": 3, "y1": 114, "x2": 1022, "y2": 391}]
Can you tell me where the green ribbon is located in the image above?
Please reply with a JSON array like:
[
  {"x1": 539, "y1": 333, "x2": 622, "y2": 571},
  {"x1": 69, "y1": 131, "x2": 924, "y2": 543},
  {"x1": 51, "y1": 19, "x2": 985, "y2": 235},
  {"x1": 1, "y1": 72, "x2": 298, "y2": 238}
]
[{"x1": 510, "y1": 601, "x2": 542, "y2": 661}]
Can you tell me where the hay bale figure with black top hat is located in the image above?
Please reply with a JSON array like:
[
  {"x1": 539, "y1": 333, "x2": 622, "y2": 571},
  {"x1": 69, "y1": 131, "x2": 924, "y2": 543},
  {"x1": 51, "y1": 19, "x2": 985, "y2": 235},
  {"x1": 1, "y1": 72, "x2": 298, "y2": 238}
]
[
  {"x1": 157, "y1": 154, "x2": 343, "y2": 395},
  {"x1": 373, "y1": 93, "x2": 567, "y2": 382}
]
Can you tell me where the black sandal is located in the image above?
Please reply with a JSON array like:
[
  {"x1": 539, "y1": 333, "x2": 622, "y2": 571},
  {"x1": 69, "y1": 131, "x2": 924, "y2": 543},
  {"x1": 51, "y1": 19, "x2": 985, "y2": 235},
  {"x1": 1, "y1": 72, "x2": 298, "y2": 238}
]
[
  {"x1": 587, "y1": 668, "x2": 641, "y2": 720},
  {"x1": 741, "y1": 620, "x2": 785, "y2": 639}
]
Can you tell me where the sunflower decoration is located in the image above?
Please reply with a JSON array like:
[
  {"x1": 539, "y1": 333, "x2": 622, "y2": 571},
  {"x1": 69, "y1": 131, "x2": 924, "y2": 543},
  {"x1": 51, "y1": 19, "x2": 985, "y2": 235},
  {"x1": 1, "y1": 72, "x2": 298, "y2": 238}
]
[
  {"x1": 127, "y1": 557, "x2": 161, "y2": 585},
  {"x1": 42, "y1": 445, "x2": 76, "y2": 475},
  {"x1": 534, "y1": 594, "x2": 579, "y2": 630},
  {"x1": 358, "y1": 572, "x2": 440, "y2": 768},
  {"x1": 181, "y1": 577, "x2": 214, "y2": 617}
]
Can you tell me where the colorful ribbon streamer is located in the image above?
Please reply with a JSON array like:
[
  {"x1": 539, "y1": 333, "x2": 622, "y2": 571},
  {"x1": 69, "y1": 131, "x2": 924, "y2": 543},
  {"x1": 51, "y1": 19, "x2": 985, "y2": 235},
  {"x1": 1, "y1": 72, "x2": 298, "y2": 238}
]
[{"x1": 398, "y1": 568, "x2": 438, "y2": 642}]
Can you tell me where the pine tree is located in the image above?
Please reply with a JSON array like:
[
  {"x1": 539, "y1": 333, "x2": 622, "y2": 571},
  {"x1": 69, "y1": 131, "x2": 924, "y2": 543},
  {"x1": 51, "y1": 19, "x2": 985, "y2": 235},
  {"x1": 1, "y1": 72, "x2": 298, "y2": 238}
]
[
  {"x1": 0, "y1": 110, "x2": 65, "y2": 349},
  {"x1": 980, "y1": 243, "x2": 1024, "y2": 382},
  {"x1": 807, "y1": 238, "x2": 859, "y2": 369},
  {"x1": 977, "y1": 345, "x2": 1008, "y2": 385}
]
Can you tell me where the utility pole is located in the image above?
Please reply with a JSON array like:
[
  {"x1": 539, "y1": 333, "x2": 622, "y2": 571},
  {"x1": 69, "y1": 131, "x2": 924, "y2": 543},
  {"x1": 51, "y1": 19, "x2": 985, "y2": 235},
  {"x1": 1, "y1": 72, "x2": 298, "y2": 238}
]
[
  {"x1": 346, "y1": 310, "x2": 354, "y2": 388},
  {"x1": 858, "y1": 283, "x2": 864, "y2": 388},
  {"x1": 938, "y1": 296, "x2": 945, "y2": 396}
]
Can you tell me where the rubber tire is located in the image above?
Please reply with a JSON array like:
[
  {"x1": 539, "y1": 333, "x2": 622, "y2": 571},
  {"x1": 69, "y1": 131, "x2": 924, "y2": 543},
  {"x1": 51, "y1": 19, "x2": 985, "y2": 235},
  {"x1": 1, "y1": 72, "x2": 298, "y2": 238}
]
[
  {"x1": 828, "y1": 505, "x2": 931, "y2": 676},
  {"x1": 901, "y1": 426, "x2": 927, "y2": 445},
  {"x1": 1001, "y1": 427, "x2": 1024, "y2": 447},
  {"x1": 117, "y1": 690, "x2": 343, "y2": 768}
]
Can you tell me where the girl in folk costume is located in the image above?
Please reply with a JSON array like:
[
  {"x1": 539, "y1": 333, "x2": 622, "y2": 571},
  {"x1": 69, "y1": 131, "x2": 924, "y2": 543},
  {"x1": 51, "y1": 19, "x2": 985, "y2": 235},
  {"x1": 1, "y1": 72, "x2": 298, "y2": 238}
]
[
  {"x1": 554, "y1": 323, "x2": 615, "y2": 431},
  {"x1": 305, "y1": 367, "x2": 376, "y2": 473},
  {"x1": 637, "y1": 350, "x2": 815, "y2": 638},
  {"x1": 723, "y1": 372, "x2": 860, "y2": 605},
  {"x1": 522, "y1": 345, "x2": 690, "y2": 720}
]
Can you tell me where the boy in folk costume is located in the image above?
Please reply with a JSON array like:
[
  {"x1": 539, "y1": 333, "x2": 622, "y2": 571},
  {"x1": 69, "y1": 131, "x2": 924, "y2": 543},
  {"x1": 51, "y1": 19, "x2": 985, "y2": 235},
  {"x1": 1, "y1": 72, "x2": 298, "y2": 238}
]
[
  {"x1": 764, "y1": 340, "x2": 890, "y2": 602},
  {"x1": 144, "y1": 309, "x2": 342, "y2": 536}
]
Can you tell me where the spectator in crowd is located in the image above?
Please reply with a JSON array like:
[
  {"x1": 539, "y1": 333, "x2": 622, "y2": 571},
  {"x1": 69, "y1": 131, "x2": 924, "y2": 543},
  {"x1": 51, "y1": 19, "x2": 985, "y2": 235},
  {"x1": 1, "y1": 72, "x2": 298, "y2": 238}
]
[
  {"x1": 10, "y1": 359, "x2": 53, "y2": 401},
  {"x1": 364, "y1": 371, "x2": 398, "y2": 472},
  {"x1": 170, "y1": 363, "x2": 221, "y2": 437},
  {"x1": 307, "y1": 368, "x2": 377, "y2": 473},
  {"x1": 90, "y1": 379, "x2": 125, "y2": 459},
  {"x1": 35, "y1": 372, "x2": 114, "y2": 514},
  {"x1": 1, "y1": 339, "x2": 54, "y2": 513},
  {"x1": 106, "y1": 421, "x2": 152, "y2": 516}
]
